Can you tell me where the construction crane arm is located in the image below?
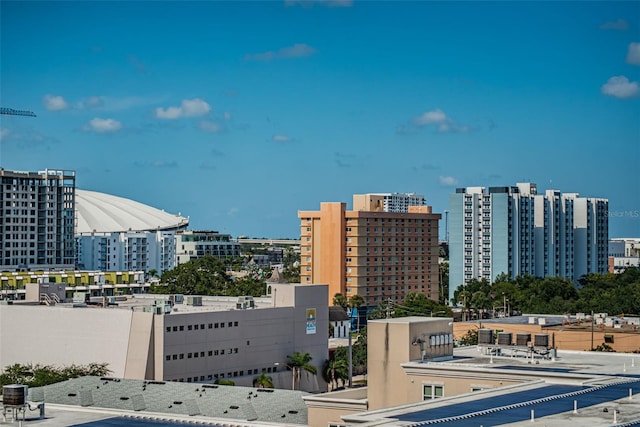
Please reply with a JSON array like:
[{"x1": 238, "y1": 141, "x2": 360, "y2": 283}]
[{"x1": 0, "y1": 107, "x2": 37, "y2": 117}]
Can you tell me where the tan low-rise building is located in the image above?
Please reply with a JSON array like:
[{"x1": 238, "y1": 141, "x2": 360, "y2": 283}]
[
  {"x1": 453, "y1": 315, "x2": 640, "y2": 352},
  {"x1": 305, "y1": 316, "x2": 640, "y2": 427}
]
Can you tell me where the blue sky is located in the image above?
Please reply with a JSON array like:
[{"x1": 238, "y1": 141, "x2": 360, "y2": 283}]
[{"x1": 1, "y1": 1, "x2": 639, "y2": 238}]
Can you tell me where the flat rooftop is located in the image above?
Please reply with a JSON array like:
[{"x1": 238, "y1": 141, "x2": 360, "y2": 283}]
[
  {"x1": 9, "y1": 376, "x2": 308, "y2": 426},
  {"x1": 345, "y1": 347, "x2": 640, "y2": 426}
]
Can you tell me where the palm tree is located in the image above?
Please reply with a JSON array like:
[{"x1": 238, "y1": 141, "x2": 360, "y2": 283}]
[
  {"x1": 333, "y1": 293, "x2": 348, "y2": 309},
  {"x1": 286, "y1": 352, "x2": 317, "y2": 390},
  {"x1": 325, "y1": 358, "x2": 348, "y2": 390},
  {"x1": 253, "y1": 371, "x2": 274, "y2": 388}
]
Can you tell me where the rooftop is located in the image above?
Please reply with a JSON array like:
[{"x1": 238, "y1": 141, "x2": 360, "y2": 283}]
[
  {"x1": 346, "y1": 347, "x2": 640, "y2": 426},
  {"x1": 76, "y1": 189, "x2": 189, "y2": 234},
  {"x1": 20, "y1": 376, "x2": 308, "y2": 426}
]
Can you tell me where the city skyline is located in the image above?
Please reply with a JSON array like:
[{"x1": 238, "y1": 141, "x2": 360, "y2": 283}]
[{"x1": 1, "y1": 1, "x2": 639, "y2": 239}]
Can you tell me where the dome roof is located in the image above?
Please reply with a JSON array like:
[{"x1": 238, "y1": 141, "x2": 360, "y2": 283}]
[{"x1": 76, "y1": 189, "x2": 189, "y2": 234}]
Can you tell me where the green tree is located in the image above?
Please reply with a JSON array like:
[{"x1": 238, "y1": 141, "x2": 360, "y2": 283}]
[
  {"x1": 439, "y1": 261, "x2": 449, "y2": 305},
  {"x1": 333, "y1": 293, "x2": 348, "y2": 309},
  {"x1": 333, "y1": 327, "x2": 368, "y2": 376},
  {"x1": 0, "y1": 363, "x2": 110, "y2": 388},
  {"x1": 151, "y1": 255, "x2": 265, "y2": 297},
  {"x1": 458, "y1": 327, "x2": 479, "y2": 346},
  {"x1": 286, "y1": 352, "x2": 317, "y2": 390},
  {"x1": 324, "y1": 358, "x2": 348, "y2": 390},
  {"x1": 282, "y1": 247, "x2": 300, "y2": 283},
  {"x1": 214, "y1": 378, "x2": 235, "y2": 386},
  {"x1": 253, "y1": 372, "x2": 274, "y2": 388}
]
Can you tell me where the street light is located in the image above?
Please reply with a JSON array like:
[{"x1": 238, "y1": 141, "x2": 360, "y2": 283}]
[{"x1": 274, "y1": 362, "x2": 295, "y2": 390}]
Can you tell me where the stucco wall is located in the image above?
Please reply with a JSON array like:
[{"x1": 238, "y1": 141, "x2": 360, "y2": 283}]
[{"x1": 0, "y1": 304, "x2": 134, "y2": 377}]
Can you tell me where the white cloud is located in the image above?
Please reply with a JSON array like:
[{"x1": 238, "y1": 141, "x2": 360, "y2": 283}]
[
  {"x1": 156, "y1": 98, "x2": 211, "y2": 119},
  {"x1": 412, "y1": 109, "x2": 449, "y2": 126},
  {"x1": 439, "y1": 176, "x2": 458, "y2": 187},
  {"x1": 77, "y1": 96, "x2": 104, "y2": 109},
  {"x1": 42, "y1": 94, "x2": 69, "y2": 111},
  {"x1": 83, "y1": 117, "x2": 123, "y2": 133},
  {"x1": 600, "y1": 19, "x2": 629, "y2": 30},
  {"x1": 199, "y1": 120, "x2": 224, "y2": 133},
  {"x1": 245, "y1": 43, "x2": 317, "y2": 61},
  {"x1": 601, "y1": 76, "x2": 640, "y2": 99},
  {"x1": 0, "y1": 128, "x2": 10, "y2": 142},
  {"x1": 401, "y1": 109, "x2": 472, "y2": 134},
  {"x1": 223, "y1": 112, "x2": 232, "y2": 121},
  {"x1": 272, "y1": 134, "x2": 295, "y2": 142},
  {"x1": 627, "y1": 42, "x2": 640, "y2": 65},
  {"x1": 227, "y1": 207, "x2": 239, "y2": 216}
]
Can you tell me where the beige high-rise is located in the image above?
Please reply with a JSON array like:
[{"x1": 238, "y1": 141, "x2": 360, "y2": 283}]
[{"x1": 298, "y1": 195, "x2": 441, "y2": 306}]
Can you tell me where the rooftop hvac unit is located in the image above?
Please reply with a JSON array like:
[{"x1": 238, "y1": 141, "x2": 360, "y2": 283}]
[
  {"x1": 2, "y1": 385, "x2": 28, "y2": 406},
  {"x1": 534, "y1": 334, "x2": 549, "y2": 348},
  {"x1": 236, "y1": 296, "x2": 255, "y2": 309},
  {"x1": 477, "y1": 329, "x2": 494, "y2": 345},
  {"x1": 497, "y1": 332, "x2": 512, "y2": 346},
  {"x1": 185, "y1": 296, "x2": 202, "y2": 306},
  {"x1": 516, "y1": 333, "x2": 531, "y2": 346}
]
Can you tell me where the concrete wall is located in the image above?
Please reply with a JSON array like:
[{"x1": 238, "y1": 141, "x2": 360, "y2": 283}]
[
  {"x1": 367, "y1": 317, "x2": 454, "y2": 410},
  {"x1": 0, "y1": 304, "x2": 135, "y2": 377}
]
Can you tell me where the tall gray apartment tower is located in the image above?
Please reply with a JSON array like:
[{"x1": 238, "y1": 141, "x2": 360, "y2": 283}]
[
  {"x1": 449, "y1": 183, "x2": 608, "y2": 301},
  {"x1": 1, "y1": 169, "x2": 76, "y2": 271}
]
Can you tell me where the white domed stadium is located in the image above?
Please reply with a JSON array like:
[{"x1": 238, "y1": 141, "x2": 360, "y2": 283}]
[
  {"x1": 75, "y1": 190, "x2": 189, "y2": 274},
  {"x1": 76, "y1": 189, "x2": 189, "y2": 234}
]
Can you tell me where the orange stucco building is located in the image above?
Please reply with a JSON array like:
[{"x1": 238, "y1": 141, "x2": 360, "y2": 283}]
[{"x1": 298, "y1": 195, "x2": 441, "y2": 306}]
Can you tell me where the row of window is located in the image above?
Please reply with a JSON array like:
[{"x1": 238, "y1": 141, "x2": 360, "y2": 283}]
[
  {"x1": 166, "y1": 321, "x2": 239, "y2": 333},
  {"x1": 169, "y1": 366, "x2": 279, "y2": 383},
  {"x1": 166, "y1": 347, "x2": 239, "y2": 361}
]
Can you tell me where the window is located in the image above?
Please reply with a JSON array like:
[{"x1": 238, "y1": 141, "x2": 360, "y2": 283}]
[{"x1": 423, "y1": 384, "x2": 444, "y2": 400}]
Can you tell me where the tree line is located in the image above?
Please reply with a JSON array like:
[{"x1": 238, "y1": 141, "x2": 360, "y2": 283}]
[
  {"x1": 451, "y1": 267, "x2": 640, "y2": 316},
  {"x1": 0, "y1": 363, "x2": 110, "y2": 388}
]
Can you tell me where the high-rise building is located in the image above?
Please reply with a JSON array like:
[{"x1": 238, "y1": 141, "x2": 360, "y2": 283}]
[
  {"x1": 361, "y1": 192, "x2": 426, "y2": 213},
  {"x1": 0, "y1": 168, "x2": 76, "y2": 271},
  {"x1": 298, "y1": 194, "x2": 441, "y2": 307},
  {"x1": 449, "y1": 183, "x2": 608, "y2": 300}
]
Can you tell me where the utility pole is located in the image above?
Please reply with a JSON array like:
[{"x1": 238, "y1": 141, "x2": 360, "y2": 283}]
[
  {"x1": 591, "y1": 310, "x2": 594, "y2": 350},
  {"x1": 385, "y1": 298, "x2": 392, "y2": 319},
  {"x1": 348, "y1": 329, "x2": 353, "y2": 388}
]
